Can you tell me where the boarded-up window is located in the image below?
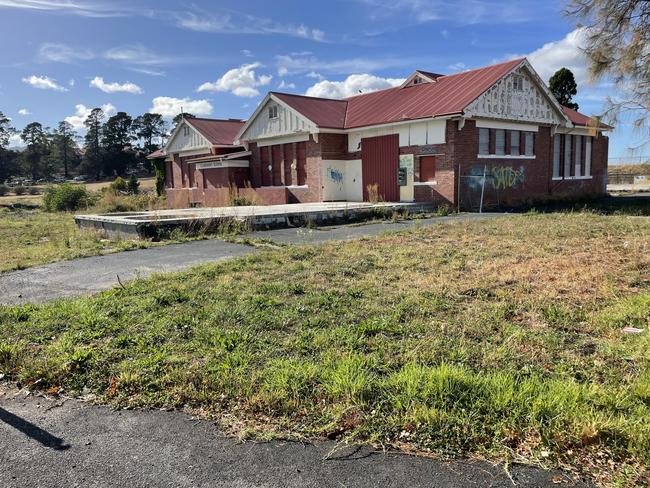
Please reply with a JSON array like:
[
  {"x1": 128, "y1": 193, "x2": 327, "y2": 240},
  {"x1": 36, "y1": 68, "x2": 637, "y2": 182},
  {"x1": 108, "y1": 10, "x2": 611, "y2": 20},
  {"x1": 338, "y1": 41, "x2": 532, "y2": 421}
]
[
  {"x1": 419, "y1": 156, "x2": 436, "y2": 182},
  {"x1": 272, "y1": 145, "x2": 283, "y2": 186},
  {"x1": 495, "y1": 129, "x2": 505, "y2": 155},
  {"x1": 564, "y1": 135, "x2": 572, "y2": 178},
  {"x1": 524, "y1": 132, "x2": 534, "y2": 156},
  {"x1": 553, "y1": 134, "x2": 561, "y2": 178},
  {"x1": 260, "y1": 146, "x2": 271, "y2": 186},
  {"x1": 585, "y1": 137, "x2": 592, "y2": 177},
  {"x1": 510, "y1": 130, "x2": 520, "y2": 156},
  {"x1": 479, "y1": 128, "x2": 489, "y2": 155},
  {"x1": 296, "y1": 141, "x2": 307, "y2": 186},
  {"x1": 574, "y1": 135, "x2": 582, "y2": 177}
]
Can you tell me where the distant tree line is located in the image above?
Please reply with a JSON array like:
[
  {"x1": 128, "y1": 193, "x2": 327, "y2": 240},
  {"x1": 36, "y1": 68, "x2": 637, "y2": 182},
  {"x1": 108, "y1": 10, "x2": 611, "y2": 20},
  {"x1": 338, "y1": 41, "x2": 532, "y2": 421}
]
[{"x1": 0, "y1": 108, "x2": 170, "y2": 183}]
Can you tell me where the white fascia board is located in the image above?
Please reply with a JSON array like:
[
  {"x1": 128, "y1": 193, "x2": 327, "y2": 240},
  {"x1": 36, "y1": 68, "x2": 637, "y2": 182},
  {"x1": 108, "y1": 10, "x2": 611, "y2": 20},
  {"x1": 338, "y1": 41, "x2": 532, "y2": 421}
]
[
  {"x1": 331, "y1": 115, "x2": 453, "y2": 134},
  {"x1": 256, "y1": 132, "x2": 311, "y2": 147},
  {"x1": 555, "y1": 126, "x2": 603, "y2": 136},
  {"x1": 195, "y1": 160, "x2": 249, "y2": 170},
  {"x1": 475, "y1": 119, "x2": 539, "y2": 132}
]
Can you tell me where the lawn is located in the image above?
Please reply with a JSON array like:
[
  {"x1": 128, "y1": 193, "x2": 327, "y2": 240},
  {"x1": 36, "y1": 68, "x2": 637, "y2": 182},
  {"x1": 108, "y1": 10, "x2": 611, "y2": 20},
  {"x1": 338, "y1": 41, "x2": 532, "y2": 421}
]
[
  {"x1": 0, "y1": 208, "x2": 155, "y2": 272},
  {"x1": 0, "y1": 213, "x2": 648, "y2": 486}
]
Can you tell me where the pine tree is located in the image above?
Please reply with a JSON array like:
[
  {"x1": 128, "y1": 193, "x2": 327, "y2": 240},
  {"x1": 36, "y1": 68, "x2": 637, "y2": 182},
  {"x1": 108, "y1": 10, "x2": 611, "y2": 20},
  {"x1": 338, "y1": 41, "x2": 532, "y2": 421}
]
[
  {"x1": 82, "y1": 108, "x2": 105, "y2": 179},
  {"x1": 549, "y1": 68, "x2": 579, "y2": 111}
]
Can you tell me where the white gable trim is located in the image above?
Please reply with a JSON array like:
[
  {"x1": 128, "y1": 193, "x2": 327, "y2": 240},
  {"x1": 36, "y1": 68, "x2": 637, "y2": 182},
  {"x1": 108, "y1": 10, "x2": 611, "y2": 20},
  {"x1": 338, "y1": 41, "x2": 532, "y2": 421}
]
[
  {"x1": 463, "y1": 59, "x2": 570, "y2": 126},
  {"x1": 163, "y1": 119, "x2": 211, "y2": 154},
  {"x1": 236, "y1": 93, "x2": 317, "y2": 142}
]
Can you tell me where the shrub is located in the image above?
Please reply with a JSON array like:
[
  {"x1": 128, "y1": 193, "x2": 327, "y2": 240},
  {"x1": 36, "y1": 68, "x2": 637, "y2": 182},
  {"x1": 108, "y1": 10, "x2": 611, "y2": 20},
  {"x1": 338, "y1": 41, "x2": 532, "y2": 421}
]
[
  {"x1": 0, "y1": 184, "x2": 8, "y2": 196},
  {"x1": 93, "y1": 191, "x2": 161, "y2": 213},
  {"x1": 42, "y1": 183, "x2": 89, "y2": 212},
  {"x1": 152, "y1": 159, "x2": 166, "y2": 197},
  {"x1": 127, "y1": 174, "x2": 140, "y2": 194},
  {"x1": 28, "y1": 187, "x2": 40, "y2": 195},
  {"x1": 110, "y1": 177, "x2": 128, "y2": 193},
  {"x1": 13, "y1": 185, "x2": 27, "y2": 196}
]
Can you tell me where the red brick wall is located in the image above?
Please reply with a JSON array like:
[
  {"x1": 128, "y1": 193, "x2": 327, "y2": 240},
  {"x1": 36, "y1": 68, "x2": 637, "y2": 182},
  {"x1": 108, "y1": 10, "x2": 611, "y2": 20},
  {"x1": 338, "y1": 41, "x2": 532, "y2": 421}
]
[{"x1": 451, "y1": 120, "x2": 607, "y2": 209}]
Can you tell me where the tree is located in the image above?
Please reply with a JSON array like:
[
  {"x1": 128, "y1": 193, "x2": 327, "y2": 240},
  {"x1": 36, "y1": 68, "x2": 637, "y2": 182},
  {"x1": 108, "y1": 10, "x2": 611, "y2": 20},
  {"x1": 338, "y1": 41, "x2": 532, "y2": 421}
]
[
  {"x1": 172, "y1": 112, "x2": 195, "y2": 127},
  {"x1": 567, "y1": 0, "x2": 649, "y2": 131},
  {"x1": 102, "y1": 111, "x2": 136, "y2": 176},
  {"x1": 52, "y1": 120, "x2": 79, "y2": 178},
  {"x1": 133, "y1": 113, "x2": 167, "y2": 174},
  {"x1": 82, "y1": 108, "x2": 105, "y2": 179},
  {"x1": 0, "y1": 111, "x2": 15, "y2": 149},
  {"x1": 549, "y1": 68, "x2": 579, "y2": 110},
  {"x1": 0, "y1": 111, "x2": 19, "y2": 182},
  {"x1": 20, "y1": 122, "x2": 48, "y2": 180}
]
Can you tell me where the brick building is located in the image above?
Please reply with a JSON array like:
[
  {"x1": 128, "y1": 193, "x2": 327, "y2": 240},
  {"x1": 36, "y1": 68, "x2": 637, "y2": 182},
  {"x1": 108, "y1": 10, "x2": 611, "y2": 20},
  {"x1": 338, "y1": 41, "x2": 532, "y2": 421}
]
[{"x1": 155, "y1": 57, "x2": 609, "y2": 210}]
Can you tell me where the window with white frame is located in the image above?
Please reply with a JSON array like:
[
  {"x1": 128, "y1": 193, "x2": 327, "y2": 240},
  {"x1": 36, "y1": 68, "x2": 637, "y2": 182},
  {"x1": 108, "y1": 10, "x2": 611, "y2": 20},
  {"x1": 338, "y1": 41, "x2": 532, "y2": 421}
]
[
  {"x1": 479, "y1": 128, "x2": 489, "y2": 155},
  {"x1": 553, "y1": 134, "x2": 561, "y2": 179},
  {"x1": 268, "y1": 105, "x2": 278, "y2": 119},
  {"x1": 584, "y1": 137, "x2": 592, "y2": 177},
  {"x1": 183, "y1": 125, "x2": 190, "y2": 136},
  {"x1": 512, "y1": 75, "x2": 524, "y2": 91},
  {"x1": 510, "y1": 131, "x2": 520, "y2": 156},
  {"x1": 524, "y1": 132, "x2": 534, "y2": 157},
  {"x1": 564, "y1": 134, "x2": 572, "y2": 177},
  {"x1": 574, "y1": 135, "x2": 582, "y2": 177},
  {"x1": 495, "y1": 129, "x2": 505, "y2": 155}
]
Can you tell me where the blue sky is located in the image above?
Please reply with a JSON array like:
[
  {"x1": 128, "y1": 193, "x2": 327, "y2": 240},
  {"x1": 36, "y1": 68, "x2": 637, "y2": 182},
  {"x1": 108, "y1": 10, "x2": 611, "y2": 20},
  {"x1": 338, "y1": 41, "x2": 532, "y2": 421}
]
[{"x1": 0, "y1": 0, "x2": 643, "y2": 158}]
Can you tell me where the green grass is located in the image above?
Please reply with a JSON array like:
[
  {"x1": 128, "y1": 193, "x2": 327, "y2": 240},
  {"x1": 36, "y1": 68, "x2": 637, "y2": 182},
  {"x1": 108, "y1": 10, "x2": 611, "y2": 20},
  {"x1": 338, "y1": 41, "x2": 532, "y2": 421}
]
[
  {"x1": 0, "y1": 208, "x2": 158, "y2": 272},
  {"x1": 1, "y1": 213, "x2": 649, "y2": 485}
]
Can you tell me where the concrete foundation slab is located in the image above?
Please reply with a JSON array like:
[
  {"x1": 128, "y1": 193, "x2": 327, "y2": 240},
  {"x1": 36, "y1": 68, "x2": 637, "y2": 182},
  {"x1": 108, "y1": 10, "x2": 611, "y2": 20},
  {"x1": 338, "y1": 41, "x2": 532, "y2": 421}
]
[{"x1": 75, "y1": 202, "x2": 435, "y2": 239}]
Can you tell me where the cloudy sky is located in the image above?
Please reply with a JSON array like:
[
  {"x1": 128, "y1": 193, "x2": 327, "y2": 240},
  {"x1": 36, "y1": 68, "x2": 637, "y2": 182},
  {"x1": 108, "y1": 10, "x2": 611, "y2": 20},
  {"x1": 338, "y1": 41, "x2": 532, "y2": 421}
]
[{"x1": 0, "y1": 0, "x2": 642, "y2": 157}]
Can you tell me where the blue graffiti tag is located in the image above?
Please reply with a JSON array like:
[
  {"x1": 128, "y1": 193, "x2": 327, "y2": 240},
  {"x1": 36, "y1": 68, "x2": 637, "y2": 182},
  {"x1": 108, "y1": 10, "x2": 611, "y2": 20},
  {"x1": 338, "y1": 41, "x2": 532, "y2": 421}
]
[{"x1": 327, "y1": 167, "x2": 344, "y2": 184}]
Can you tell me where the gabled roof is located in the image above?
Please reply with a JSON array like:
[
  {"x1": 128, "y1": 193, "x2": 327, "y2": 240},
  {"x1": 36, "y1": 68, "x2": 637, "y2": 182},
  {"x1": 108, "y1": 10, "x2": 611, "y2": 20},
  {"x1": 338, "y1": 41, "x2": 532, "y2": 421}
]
[
  {"x1": 343, "y1": 58, "x2": 525, "y2": 128},
  {"x1": 239, "y1": 57, "x2": 605, "y2": 138},
  {"x1": 272, "y1": 92, "x2": 348, "y2": 129},
  {"x1": 561, "y1": 106, "x2": 611, "y2": 130},
  {"x1": 185, "y1": 117, "x2": 246, "y2": 145}
]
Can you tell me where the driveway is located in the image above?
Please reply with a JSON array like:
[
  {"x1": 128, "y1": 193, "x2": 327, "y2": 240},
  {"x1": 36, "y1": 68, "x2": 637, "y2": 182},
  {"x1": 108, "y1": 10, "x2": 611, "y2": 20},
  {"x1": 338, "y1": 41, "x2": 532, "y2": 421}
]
[
  {"x1": 0, "y1": 213, "x2": 503, "y2": 305},
  {"x1": 0, "y1": 389, "x2": 589, "y2": 488}
]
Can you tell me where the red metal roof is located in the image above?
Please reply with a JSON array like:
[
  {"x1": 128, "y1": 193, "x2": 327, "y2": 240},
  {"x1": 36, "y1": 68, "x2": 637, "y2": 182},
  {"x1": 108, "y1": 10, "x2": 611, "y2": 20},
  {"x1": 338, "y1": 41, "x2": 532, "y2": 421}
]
[
  {"x1": 266, "y1": 58, "x2": 526, "y2": 130},
  {"x1": 186, "y1": 117, "x2": 246, "y2": 145},
  {"x1": 147, "y1": 148, "x2": 166, "y2": 159},
  {"x1": 272, "y1": 92, "x2": 348, "y2": 129},
  {"x1": 561, "y1": 105, "x2": 610, "y2": 129},
  {"x1": 343, "y1": 58, "x2": 525, "y2": 128}
]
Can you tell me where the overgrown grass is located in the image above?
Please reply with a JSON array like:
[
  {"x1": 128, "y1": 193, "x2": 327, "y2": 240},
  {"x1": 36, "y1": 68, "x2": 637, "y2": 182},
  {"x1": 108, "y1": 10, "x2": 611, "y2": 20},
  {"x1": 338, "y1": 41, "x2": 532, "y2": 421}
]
[
  {"x1": 0, "y1": 213, "x2": 648, "y2": 485},
  {"x1": 0, "y1": 208, "x2": 156, "y2": 272}
]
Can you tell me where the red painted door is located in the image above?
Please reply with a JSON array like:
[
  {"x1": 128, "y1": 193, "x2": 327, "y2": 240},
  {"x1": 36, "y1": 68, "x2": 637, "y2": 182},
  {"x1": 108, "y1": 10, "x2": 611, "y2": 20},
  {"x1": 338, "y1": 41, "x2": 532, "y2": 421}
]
[{"x1": 361, "y1": 134, "x2": 399, "y2": 201}]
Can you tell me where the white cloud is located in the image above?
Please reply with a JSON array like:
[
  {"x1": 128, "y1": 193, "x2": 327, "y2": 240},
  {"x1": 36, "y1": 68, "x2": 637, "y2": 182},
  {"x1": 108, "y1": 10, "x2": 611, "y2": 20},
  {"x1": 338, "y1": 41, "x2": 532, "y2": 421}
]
[
  {"x1": 0, "y1": 0, "x2": 131, "y2": 17},
  {"x1": 447, "y1": 62, "x2": 468, "y2": 73},
  {"x1": 90, "y1": 76, "x2": 143, "y2": 94},
  {"x1": 306, "y1": 74, "x2": 405, "y2": 99},
  {"x1": 525, "y1": 28, "x2": 590, "y2": 86},
  {"x1": 104, "y1": 45, "x2": 170, "y2": 66},
  {"x1": 65, "y1": 103, "x2": 116, "y2": 130},
  {"x1": 68, "y1": 79, "x2": 75, "y2": 87},
  {"x1": 241, "y1": 49, "x2": 254, "y2": 58},
  {"x1": 8, "y1": 133, "x2": 25, "y2": 149},
  {"x1": 306, "y1": 71, "x2": 324, "y2": 80},
  {"x1": 355, "y1": 0, "x2": 534, "y2": 25},
  {"x1": 276, "y1": 53, "x2": 414, "y2": 77},
  {"x1": 128, "y1": 67, "x2": 165, "y2": 77},
  {"x1": 18, "y1": 108, "x2": 31, "y2": 116},
  {"x1": 150, "y1": 96, "x2": 213, "y2": 118},
  {"x1": 197, "y1": 63, "x2": 272, "y2": 98},
  {"x1": 22, "y1": 75, "x2": 68, "y2": 92},
  {"x1": 38, "y1": 43, "x2": 94, "y2": 63},
  {"x1": 278, "y1": 80, "x2": 296, "y2": 90},
  {"x1": 175, "y1": 11, "x2": 326, "y2": 41}
]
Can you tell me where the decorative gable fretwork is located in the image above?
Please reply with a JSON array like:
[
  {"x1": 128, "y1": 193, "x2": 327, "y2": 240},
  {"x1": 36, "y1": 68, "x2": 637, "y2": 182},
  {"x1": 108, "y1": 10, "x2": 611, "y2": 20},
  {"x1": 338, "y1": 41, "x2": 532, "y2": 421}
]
[{"x1": 464, "y1": 65, "x2": 566, "y2": 126}]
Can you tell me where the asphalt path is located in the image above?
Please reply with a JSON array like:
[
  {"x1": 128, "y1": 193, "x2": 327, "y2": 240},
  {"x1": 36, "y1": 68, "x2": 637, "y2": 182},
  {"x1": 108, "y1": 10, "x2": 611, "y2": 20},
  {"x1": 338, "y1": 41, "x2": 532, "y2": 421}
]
[{"x1": 0, "y1": 213, "x2": 503, "y2": 305}]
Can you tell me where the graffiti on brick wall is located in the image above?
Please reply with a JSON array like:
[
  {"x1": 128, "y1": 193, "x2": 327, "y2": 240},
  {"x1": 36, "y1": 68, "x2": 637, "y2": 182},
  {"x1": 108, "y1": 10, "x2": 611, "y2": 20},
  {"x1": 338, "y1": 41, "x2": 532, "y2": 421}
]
[
  {"x1": 467, "y1": 165, "x2": 525, "y2": 191},
  {"x1": 326, "y1": 167, "x2": 344, "y2": 189}
]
